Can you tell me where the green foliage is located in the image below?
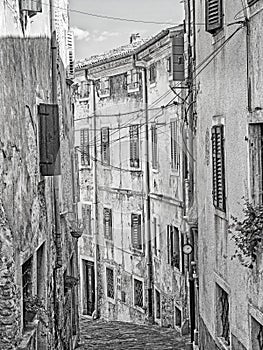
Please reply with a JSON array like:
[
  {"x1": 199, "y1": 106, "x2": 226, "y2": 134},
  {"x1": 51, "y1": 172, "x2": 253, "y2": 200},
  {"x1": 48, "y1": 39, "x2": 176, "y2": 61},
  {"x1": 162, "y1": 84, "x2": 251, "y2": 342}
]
[{"x1": 229, "y1": 199, "x2": 263, "y2": 268}]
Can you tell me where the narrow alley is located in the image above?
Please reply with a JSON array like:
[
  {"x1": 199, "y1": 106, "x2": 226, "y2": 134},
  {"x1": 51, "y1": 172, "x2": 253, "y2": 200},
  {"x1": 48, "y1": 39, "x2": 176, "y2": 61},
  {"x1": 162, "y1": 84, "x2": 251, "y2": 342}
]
[{"x1": 78, "y1": 318, "x2": 190, "y2": 350}]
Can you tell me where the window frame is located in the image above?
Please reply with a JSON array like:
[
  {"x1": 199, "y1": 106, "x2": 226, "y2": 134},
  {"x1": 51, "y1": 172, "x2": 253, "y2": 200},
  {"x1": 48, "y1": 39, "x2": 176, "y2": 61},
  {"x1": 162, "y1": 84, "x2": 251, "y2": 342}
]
[
  {"x1": 170, "y1": 120, "x2": 179, "y2": 172},
  {"x1": 133, "y1": 277, "x2": 144, "y2": 310},
  {"x1": 129, "y1": 124, "x2": 140, "y2": 169},
  {"x1": 131, "y1": 213, "x2": 142, "y2": 251},
  {"x1": 80, "y1": 128, "x2": 90, "y2": 167},
  {"x1": 106, "y1": 267, "x2": 115, "y2": 300},
  {"x1": 101, "y1": 127, "x2": 110, "y2": 166},
  {"x1": 103, "y1": 207, "x2": 113, "y2": 240},
  {"x1": 151, "y1": 123, "x2": 158, "y2": 170},
  {"x1": 149, "y1": 63, "x2": 157, "y2": 84},
  {"x1": 215, "y1": 283, "x2": 230, "y2": 347}
]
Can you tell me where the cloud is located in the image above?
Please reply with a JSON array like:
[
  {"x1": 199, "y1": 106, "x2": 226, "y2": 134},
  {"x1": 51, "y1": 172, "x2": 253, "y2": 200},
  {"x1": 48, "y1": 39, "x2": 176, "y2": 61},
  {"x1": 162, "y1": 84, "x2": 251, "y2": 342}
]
[
  {"x1": 93, "y1": 31, "x2": 120, "y2": 42},
  {"x1": 71, "y1": 27, "x2": 90, "y2": 42}
]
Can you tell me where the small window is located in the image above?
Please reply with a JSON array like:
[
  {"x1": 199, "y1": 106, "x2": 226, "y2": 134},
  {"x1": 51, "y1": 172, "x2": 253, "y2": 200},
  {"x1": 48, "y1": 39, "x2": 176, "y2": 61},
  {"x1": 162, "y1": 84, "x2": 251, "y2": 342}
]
[
  {"x1": 80, "y1": 81, "x2": 89, "y2": 99},
  {"x1": 205, "y1": 0, "x2": 223, "y2": 34},
  {"x1": 211, "y1": 125, "x2": 226, "y2": 211},
  {"x1": 106, "y1": 267, "x2": 114, "y2": 299},
  {"x1": 82, "y1": 204, "x2": 92, "y2": 235},
  {"x1": 101, "y1": 127, "x2": 110, "y2": 165},
  {"x1": 130, "y1": 125, "x2": 140, "y2": 168},
  {"x1": 127, "y1": 69, "x2": 140, "y2": 91},
  {"x1": 171, "y1": 120, "x2": 179, "y2": 171},
  {"x1": 167, "y1": 225, "x2": 181, "y2": 270},
  {"x1": 155, "y1": 290, "x2": 161, "y2": 319},
  {"x1": 80, "y1": 129, "x2": 90, "y2": 166},
  {"x1": 175, "y1": 306, "x2": 182, "y2": 327},
  {"x1": 134, "y1": 278, "x2": 143, "y2": 308},
  {"x1": 99, "y1": 77, "x2": 110, "y2": 97},
  {"x1": 216, "y1": 284, "x2": 230, "y2": 346},
  {"x1": 20, "y1": 0, "x2": 42, "y2": 17},
  {"x1": 149, "y1": 64, "x2": 157, "y2": 84},
  {"x1": 104, "y1": 208, "x2": 112, "y2": 240},
  {"x1": 251, "y1": 316, "x2": 263, "y2": 350},
  {"x1": 131, "y1": 214, "x2": 142, "y2": 250},
  {"x1": 151, "y1": 124, "x2": 158, "y2": 169}
]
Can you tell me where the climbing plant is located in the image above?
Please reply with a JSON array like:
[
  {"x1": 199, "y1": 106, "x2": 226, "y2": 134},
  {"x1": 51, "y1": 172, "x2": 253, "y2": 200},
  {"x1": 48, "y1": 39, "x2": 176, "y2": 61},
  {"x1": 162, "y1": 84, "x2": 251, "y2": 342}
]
[{"x1": 229, "y1": 199, "x2": 263, "y2": 268}]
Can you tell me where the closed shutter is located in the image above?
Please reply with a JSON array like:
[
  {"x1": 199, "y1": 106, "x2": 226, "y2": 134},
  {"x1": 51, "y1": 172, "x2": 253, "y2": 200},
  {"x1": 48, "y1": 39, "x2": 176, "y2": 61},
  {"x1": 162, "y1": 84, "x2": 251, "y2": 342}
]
[
  {"x1": 127, "y1": 71, "x2": 132, "y2": 85},
  {"x1": 101, "y1": 127, "x2": 110, "y2": 165},
  {"x1": 211, "y1": 125, "x2": 226, "y2": 211},
  {"x1": 151, "y1": 124, "x2": 158, "y2": 169},
  {"x1": 38, "y1": 103, "x2": 61, "y2": 176},
  {"x1": 249, "y1": 124, "x2": 263, "y2": 204},
  {"x1": 74, "y1": 147, "x2": 80, "y2": 202},
  {"x1": 131, "y1": 214, "x2": 142, "y2": 249},
  {"x1": 82, "y1": 204, "x2": 92, "y2": 235},
  {"x1": 247, "y1": 0, "x2": 258, "y2": 6},
  {"x1": 205, "y1": 0, "x2": 223, "y2": 34},
  {"x1": 172, "y1": 35, "x2": 184, "y2": 81},
  {"x1": 21, "y1": 0, "x2": 42, "y2": 13},
  {"x1": 130, "y1": 125, "x2": 139, "y2": 168},
  {"x1": 167, "y1": 225, "x2": 171, "y2": 264},
  {"x1": 104, "y1": 208, "x2": 112, "y2": 240},
  {"x1": 171, "y1": 121, "x2": 178, "y2": 170},
  {"x1": 80, "y1": 129, "x2": 90, "y2": 166}
]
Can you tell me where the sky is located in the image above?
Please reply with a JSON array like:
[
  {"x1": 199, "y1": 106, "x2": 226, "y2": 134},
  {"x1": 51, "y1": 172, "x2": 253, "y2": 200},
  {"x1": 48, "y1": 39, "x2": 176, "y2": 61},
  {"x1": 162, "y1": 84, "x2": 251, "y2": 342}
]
[{"x1": 69, "y1": 0, "x2": 184, "y2": 61}]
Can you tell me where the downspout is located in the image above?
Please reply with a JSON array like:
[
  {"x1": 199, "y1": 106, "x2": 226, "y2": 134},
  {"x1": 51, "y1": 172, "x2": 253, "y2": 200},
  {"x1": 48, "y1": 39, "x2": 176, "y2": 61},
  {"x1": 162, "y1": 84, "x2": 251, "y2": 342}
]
[
  {"x1": 141, "y1": 66, "x2": 153, "y2": 321},
  {"x1": 90, "y1": 79, "x2": 99, "y2": 319}
]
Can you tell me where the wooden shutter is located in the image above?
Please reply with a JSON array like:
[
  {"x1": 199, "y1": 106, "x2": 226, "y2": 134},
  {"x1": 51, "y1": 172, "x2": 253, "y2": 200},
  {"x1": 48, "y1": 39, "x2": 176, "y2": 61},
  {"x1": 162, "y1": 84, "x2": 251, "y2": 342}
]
[
  {"x1": 205, "y1": 0, "x2": 223, "y2": 34},
  {"x1": 167, "y1": 226, "x2": 170, "y2": 264},
  {"x1": 101, "y1": 127, "x2": 110, "y2": 165},
  {"x1": 67, "y1": 31, "x2": 75, "y2": 79},
  {"x1": 80, "y1": 129, "x2": 90, "y2": 166},
  {"x1": 247, "y1": 0, "x2": 259, "y2": 5},
  {"x1": 38, "y1": 103, "x2": 61, "y2": 176},
  {"x1": 130, "y1": 125, "x2": 139, "y2": 168},
  {"x1": 172, "y1": 35, "x2": 184, "y2": 81},
  {"x1": 82, "y1": 204, "x2": 92, "y2": 235},
  {"x1": 127, "y1": 71, "x2": 132, "y2": 85},
  {"x1": 151, "y1": 124, "x2": 158, "y2": 169},
  {"x1": 249, "y1": 124, "x2": 263, "y2": 204},
  {"x1": 21, "y1": 0, "x2": 42, "y2": 13},
  {"x1": 171, "y1": 121, "x2": 178, "y2": 170},
  {"x1": 211, "y1": 125, "x2": 225, "y2": 211},
  {"x1": 131, "y1": 214, "x2": 142, "y2": 249},
  {"x1": 104, "y1": 208, "x2": 112, "y2": 240}
]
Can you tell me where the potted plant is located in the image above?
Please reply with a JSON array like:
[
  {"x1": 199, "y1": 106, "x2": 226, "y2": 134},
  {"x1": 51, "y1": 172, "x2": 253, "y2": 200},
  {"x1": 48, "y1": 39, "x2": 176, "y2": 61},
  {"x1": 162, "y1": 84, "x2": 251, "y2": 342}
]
[{"x1": 24, "y1": 295, "x2": 46, "y2": 323}]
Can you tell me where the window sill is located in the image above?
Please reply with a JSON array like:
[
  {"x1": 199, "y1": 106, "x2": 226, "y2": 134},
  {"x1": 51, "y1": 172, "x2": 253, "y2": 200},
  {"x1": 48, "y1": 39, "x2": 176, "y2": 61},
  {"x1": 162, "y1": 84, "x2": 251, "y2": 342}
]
[
  {"x1": 106, "y1": 297, "x2": 116, "y2": 304},
  {"x1": 128, "y1": 86, "x2": 140, "y2": 93},
  {"x1": 150, "y1": 82, "x2": 157, "y2": 89},
  {"x1": 129, "y1": 168, "x2": 143, "y2": 174},
  {"x1": 214, "y1": 208, "x2": 227, "y2": 220},
  {"x1": 134, "y1": 305, "x2": 146, "y2": 314},
  {"x1": 131, "y1": 247, "x2": 144, "y2": 257},
  {"x1": 215, "y1": 337, "x2": 230, "y2": 350},
  {"x1": 79, "y1": 165, "x2": 92, "y2": 170},
  {"x1": 152, "y1": 167, "x2": 159, "y2": 174},
  {"x1": 170, "y1": 169, "x2": 180, "y2": 177},
  {"x1": 79, "y1": 97, "x2": 89, "y2": 102}
]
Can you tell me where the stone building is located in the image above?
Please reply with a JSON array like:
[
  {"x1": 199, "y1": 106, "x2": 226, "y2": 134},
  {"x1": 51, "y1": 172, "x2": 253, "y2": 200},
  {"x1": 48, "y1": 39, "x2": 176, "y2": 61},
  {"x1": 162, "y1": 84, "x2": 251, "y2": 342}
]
[
  {"x1": 186, "y1": 0, "x2": 263, "y2": 349},
  {"x1": 0, "y1": 1, "x2": 78, "y2": 349},
  {"x1": 74, "y1": 26, "x2": 192, "y2": 332}
]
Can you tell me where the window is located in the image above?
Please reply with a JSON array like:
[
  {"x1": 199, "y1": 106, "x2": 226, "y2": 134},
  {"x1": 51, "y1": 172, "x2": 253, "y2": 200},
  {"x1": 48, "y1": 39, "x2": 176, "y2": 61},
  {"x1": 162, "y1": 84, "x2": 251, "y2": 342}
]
[
  {"x1": 251, "y1": 317, "x2": 263, "y2": 350},
  {"x1": 101, "y1": 127, "x2": 110, "y2": 165},
  {"x1": 149, "y1": 64, "x2": 157, "y2": 84},
  {"x1": 155, "y1": 290, "x2": 161, "y2": 319},
  {"x1": 127, "y1": 69, "x2": 140, "y2": 91},
  {"x1": 130, "y1": 125, "x2": 140, "y2": 168},
  {"x1": 171, "y1": 121, "x2": 179, "y2": 171},
  {"x1": 82, "y1": 204, "x2": 92, "y2": 235},
  {"x1": 22, "y1": 256, "x2": 33, "y2": 327},
  {"x1": 151, "y1": 124, "x2": 158, "y2": 169},
  {"x1": 99, "y1": 77, "x2": 110, "y2": 97},
  {"x1": 175, "y1": 306, "x2": 182, "y2": 327},
  {"x1": 104, "y1": 208, "x2": 112, "y2": 240},
  {"x1": 171, "y1": 35, "x2": 185, "y2": 81},
  {"x1": 38, "y1": 103, "x2": 61, "y2": 176},
  {"x1": 134, "y1": 278, "x2": 143, "y2": 308},
  {"x1": 249, "y1": 123, "x2": 263, "y2": 205},
  {"x1": 20, "y1": 0, "x2": 42, "y2": 17},
  {"x1": 167, "y1": 225, "x2": 181, "y2": 270},
  {"x1": 131, "y1": 214, "x2": 142, "y2": 250},
  {"x1": 205, "y1": 0, "x2": 223, "y2": 34},
  {"x1": 106, "y1": 267, "x2": 114, "y2": 299},
  {"x1": 80, "y1": 81, "x2": 89, "y2": 99},
  {"x1": 67, "y1": 31, "x2": 75, "y2": 79},
  {"x1": 216, "y1": 284, "x2": 230, "y2": 346},
  {"x1": 80, "y1": 129, "x2": 90, "y2": 166},
  {"x1": 211, "y1": 125, "x2": 226, "y2": 211}
]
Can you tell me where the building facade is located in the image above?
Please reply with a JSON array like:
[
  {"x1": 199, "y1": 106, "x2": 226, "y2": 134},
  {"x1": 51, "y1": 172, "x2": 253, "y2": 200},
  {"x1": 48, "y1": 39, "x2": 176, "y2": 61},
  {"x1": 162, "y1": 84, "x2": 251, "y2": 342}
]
[
  {"x1": 189, "y1": 0, "x2": 263, "y2": 349},
  {"x1": 0, "y1": 1, "x2": 78, "y2": 349},
  {"x1": 74, "y1": 26, "x2": 193, "y2": 333}
]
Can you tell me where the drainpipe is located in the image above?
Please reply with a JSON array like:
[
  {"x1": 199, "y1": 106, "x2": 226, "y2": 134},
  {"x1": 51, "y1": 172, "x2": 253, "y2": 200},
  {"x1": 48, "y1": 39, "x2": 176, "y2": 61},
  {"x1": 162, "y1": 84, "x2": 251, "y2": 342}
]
[
  {"x1": 136, "y1": 62, "x2": 153, "y2": 321},
  {"x1": 90, "y1": 79, "x2": 99, "y2": 319}
]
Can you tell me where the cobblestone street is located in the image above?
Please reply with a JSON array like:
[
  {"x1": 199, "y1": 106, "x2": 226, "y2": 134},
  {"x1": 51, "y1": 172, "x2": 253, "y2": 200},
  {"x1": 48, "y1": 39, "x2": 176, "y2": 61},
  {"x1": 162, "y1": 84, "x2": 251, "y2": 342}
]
[{"x1": 78, "y1": 317, "x2": 190, "y2": 350}]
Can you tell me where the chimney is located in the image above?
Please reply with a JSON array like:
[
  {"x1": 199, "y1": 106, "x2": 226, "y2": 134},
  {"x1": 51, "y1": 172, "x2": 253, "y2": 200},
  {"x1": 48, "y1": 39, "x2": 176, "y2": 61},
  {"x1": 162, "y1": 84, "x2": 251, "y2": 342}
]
[{"x1": 130, "y1": 33, "x2": 140, "y2": 44}]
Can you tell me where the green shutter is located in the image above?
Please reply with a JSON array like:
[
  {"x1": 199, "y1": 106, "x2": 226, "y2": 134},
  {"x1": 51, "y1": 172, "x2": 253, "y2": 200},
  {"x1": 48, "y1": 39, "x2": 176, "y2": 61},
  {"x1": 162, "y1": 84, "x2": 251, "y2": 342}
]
[
  {"x1": 205, "y1": 0, "x2": 223, "y2": 34},
  {"x1": 38, "y1": 103, "x2": 61, "y2": 176},
  {"x1": 104, "y1": 208, "x2": 112, "y2": 240},
  {"x1": 131, "y1": 214, "x2": 142, "y2": 249},
  {"x1": 172, "y1": 35, "x2": 184, "y2": 81}
]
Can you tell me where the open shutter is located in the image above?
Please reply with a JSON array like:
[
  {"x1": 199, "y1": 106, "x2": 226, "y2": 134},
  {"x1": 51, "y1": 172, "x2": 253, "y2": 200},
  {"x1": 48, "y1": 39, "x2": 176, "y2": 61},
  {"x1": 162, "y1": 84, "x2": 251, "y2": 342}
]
[
  {"x1": 38, "y1": 103, "x2": 61, "y2": 176},
  {"x1": 131, "y1": 214, "x2": 142, "y2": 249},
  {"x1": 80, "y1": 129, "x2": 90, "y2": 166},
  {"x1": 67, "y1": 31, "x2": 75, "y2": 79},
  {"x1": 104, "y1": 208, "x2": 112, "y2": 240},
  {"x1": 101, "y1": 127, "x2": 110, "y2": 165},
  {"x1": 249, "y1": 124, "x2": 263, "y2": 204},
  {"x1": 130, "y1": 125, "x2": 139, "y2": 168},
  {"x1": 172, "y1": 35, "x2": 184, "y2": 81},
  {"x1": 171, "y1": 121, "x2": 178, "y2": 170},
  {"x1": 21, "y1": 0, "x2": 42, "y2": 13},
  {"x1": 151, "y1": 124, "x2": 158, "y2": 169},
  {"x1": 205, "y1": 0, "x2": 223, "y2": 34},
  {"x1": 127, "y1": 71, "x2": 132, "y2": 86},
  {"x1": 82, "y1": 204, "x2": 92, "y2": 235},
  {"x1": 211, "y1": 125, "x2": 225, "y2": 211}
]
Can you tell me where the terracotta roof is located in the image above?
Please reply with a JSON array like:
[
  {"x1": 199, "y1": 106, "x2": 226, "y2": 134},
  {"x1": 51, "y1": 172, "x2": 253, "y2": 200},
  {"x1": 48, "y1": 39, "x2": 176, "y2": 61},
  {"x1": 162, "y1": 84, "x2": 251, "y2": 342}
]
[{"x1": 75, "y1": 37, "x2": 151, "y2": 70}]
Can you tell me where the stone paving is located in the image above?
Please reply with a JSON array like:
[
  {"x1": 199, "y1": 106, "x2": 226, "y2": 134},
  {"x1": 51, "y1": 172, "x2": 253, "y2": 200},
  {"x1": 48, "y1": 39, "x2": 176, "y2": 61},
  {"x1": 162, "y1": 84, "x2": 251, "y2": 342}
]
[{"x1": 77, "y1": 317, "x2": 190, "y2": 350}]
